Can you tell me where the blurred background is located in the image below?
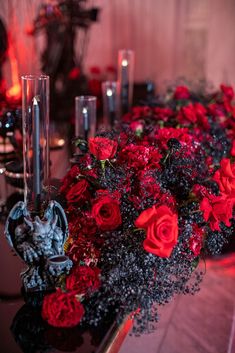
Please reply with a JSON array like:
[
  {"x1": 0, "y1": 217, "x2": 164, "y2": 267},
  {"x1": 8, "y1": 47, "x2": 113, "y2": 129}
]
[{"x1": 1, "y1": 0, "x2": 235, "y2": 93}]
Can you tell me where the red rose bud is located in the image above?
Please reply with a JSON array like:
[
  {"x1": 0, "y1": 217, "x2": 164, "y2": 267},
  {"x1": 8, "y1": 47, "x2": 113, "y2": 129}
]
[
  {"x1": 174, "y1": 86, "x2": 190, "y2": 100},
  {"x1": 92, "y1": 193, "x2": 122, "y2": 231},
  {"x1": 42, "y1": 289, "x2": 85, "y2": 328},
  {"x1": 135, "y1": 205, "x2": 178, "y2": 258},
  {"x1": 89, "y1": 137, "x2": 118, "y2": 160},
  {"x1": 66, "y1": 265, "x2": 101, "y2": 295}
]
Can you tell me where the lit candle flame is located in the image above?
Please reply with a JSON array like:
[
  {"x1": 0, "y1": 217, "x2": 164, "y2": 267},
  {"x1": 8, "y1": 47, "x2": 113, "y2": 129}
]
[
  {"x1": 107, "y1": 88, "x2": 113, "y2": 97},
  {"x1": 122, "y1": 59, "x2": 128, "y2": 67}
]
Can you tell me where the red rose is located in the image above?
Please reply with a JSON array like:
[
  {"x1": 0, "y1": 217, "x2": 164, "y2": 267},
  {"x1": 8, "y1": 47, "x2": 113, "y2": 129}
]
[
  {"x1": 42, "y1": 289, "x2": 85, "y2": 328},
  {"x1": 178, "y1": 103, "x2": 197, "y2": 124},
  {"x1": 194, "y1": 103, "x2": 209, "y2": 129},
  {"x1": 200, "y1": 194, "x2": 233, "y2": 231},
  {"x1": 153, "y1": 107, "x2": 174, "y2": 122},
  {"x1": 89, "y1": 137, "x2": 118, "y2": 160},
  {"x1": 66, "y1": 179, "x2": 89, "y2": 204},
  {"x1": 174, "y1": 86, "x2": 190, "y2": 100},
  {"x1": 220, "y1": 84, "x2": 234, "y2": 101},
  {"x1": 92, "y1": 192, "x2": 122, "y2": 231},
  {"x1": 66, "y1": 265, "x2": 100, "y2": 294},
  {"x1": 135, "y1": 205, "x2": 178, "y2": 258},
  {"x1": 132, "y1": 106, "x2": 151, "y2": 119},
  {"x1": 213, "y1": 158, "x2": 235, "y2": 196}
]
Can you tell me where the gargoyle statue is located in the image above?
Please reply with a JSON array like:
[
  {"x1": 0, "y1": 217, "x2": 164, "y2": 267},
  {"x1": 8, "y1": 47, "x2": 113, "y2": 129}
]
[{"x1": 5, "y1": 200, "x2": 73, "y2": 292}]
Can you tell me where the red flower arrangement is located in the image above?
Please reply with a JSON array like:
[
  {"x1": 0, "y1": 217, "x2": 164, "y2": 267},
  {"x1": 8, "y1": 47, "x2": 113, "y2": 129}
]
[{"x1": 42, "y1": 84, "x2": 235, "y2": 333}]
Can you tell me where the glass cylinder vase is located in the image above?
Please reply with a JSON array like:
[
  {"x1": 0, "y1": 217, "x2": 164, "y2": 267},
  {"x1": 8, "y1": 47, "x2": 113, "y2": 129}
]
[
  {"x1": 118, "y1": 49, "x2": 134, "y2": 114},
  {"x1": 22, "y1": 75, "x2": 50, "y2": 214},
  {"x1": 75, "y1": 96, "x2": 97, "y2": 140},
  {"x1": 102, "y1": 81, "x2": 120, "y2": 129}
]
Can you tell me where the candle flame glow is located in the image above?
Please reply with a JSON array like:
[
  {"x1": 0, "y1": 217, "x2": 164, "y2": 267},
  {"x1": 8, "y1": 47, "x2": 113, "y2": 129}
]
[
  {"x1": 107, "y1": 88, "x2": 113, "y2": 97},
  {"x1": 82, "y1": 107, "x2": 88, "y2": 114},
  {"x1": 122, "y1": 59, "x2": 128, "y2": 67}
]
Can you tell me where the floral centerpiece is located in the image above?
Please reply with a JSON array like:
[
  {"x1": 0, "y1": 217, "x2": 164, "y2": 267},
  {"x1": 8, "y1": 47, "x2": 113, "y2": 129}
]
[{"x1": 42, "y1": 84, "x2": 235, "y2": 333}]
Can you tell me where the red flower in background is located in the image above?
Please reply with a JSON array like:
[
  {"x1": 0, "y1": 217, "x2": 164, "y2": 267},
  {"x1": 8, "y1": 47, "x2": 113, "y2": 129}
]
[
  {"x1": 135, "y1": 205, "x2": 178, "y2": 258},
  {"x1": 92, "y1": 192, "x2": 122, "y2": 231},
  {"x1": 66, "y1": 266, "x2": 100, "y2": 295},
  {"x1": 220, "y1": 84, "x2": 234, "y2": 102},
  {"x1": 66, "y1": 179, "x2": 90, "y2": 204},
  {"x1": 200, "y1": 194, "x2": 233, "y2": 231},
  {"x1": 177, "y1": 103, "x2": 209, "y2": 129},
  {"x1": 42, "y1": 290, "x2": 85, "y2": 328},
  {"x1": 174, "y1": 86, "x2": 190, "y2": 100},
  {"x1": 131, "y1": 106, "x2": 151, "y2": 119},
  {"x1": 90, "y1": 66, "x2": 101, "y2": 75},
  {"x1": 68, "y1": 67, "x2": 81, "y2": 80},
  {"x1": 89, "y1": 137, "x2": 118, "y2": 160},
  {"x1": 153, "y1": 107, "x2": 174, "y2": 122}
]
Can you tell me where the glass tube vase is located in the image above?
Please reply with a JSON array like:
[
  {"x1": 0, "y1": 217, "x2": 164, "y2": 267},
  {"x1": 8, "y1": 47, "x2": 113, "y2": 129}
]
[
  {"x1": 22, "y1": 75, "x2": 50, "y2": 214},
  {"x1": 75, "y1": 96, "x2": 97, "y2": 140},
  {"x1": 118, "y1": 49, "x2": 134, "y2": 114},
  {"x1": 102, "y1": 81, "x2": 120, "y2": 129}
]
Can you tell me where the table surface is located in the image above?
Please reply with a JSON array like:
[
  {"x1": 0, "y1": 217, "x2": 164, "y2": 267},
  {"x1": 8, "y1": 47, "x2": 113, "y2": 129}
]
[{"x1": 1, "y1": 144, "x2": 235, "y2": 353}]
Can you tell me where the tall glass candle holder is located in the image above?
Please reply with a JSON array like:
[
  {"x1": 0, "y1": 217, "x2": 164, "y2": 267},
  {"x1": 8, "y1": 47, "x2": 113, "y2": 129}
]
[
  {"x1": 22, "y1": 75, "x2": 49, "y2": 214},
  {"x1": 118, "y1": 49, "x2": 134, "y2": 114},
  {"x1": 75, "y1": 96, "x2": 97, "y2": 141},
  {"x1": 102, "y1": 81, "x2": 120, "y2": 128}
]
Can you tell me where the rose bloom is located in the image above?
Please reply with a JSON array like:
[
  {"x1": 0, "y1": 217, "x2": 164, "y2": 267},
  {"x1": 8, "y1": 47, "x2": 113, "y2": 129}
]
[
  {"x1": 200, "y1": 194, "x2": 233, "y2": 231},
  {"x1": 178, "y1": 103, "x2": 197, "y2": 124},
  {"x1": 92, "y1": 192, "x2": 122, "y2": 231},
  {"x1": 66, "y1": 265, "x2": 100, "y2": 294},
  {"x1": 89, "y1": 137, "x2": 118, "y2": 160},
  {"x1": 66, "y1": 179, "x2": 89, "y2": 204},
  {"x1": 135, "y1": 205, "x2": 178, "y2": 258},
  {"x1": 220, "y1": 84, "x2": 234, "y2": 101},
  {"x1": 42, "y1": 289, "x2": 85, "y2": 328},
  {"x1": 153, "y1": 107, "x2": 174, "y2": 122},
  {"x1": 131, "y1": 106, "x2": 151, "y2": 119},
  {"x1": 174, "y1": 86, "x2": 190, "y2": 100},
  {"x1": 213, "y1": 158, "x2": 235, "y2": 196}
]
